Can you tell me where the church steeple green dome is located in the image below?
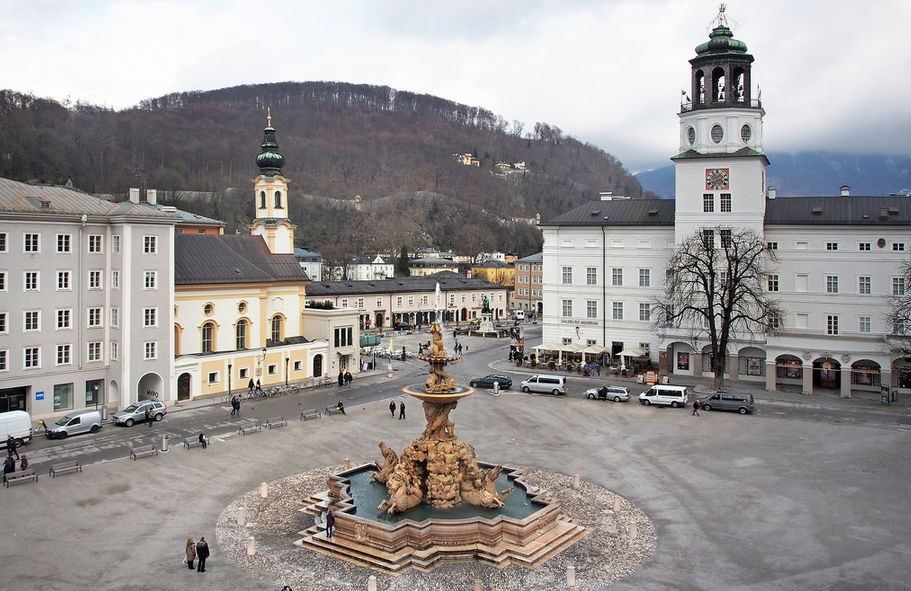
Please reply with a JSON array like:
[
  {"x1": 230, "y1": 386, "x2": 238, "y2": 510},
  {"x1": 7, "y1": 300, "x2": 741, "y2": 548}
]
[
  {"x1": 695, "y1": 24, "x2": 749, "y2": 56},
  {"x1": 256, "y1": 107, "x2": 285, "y2": 177}
]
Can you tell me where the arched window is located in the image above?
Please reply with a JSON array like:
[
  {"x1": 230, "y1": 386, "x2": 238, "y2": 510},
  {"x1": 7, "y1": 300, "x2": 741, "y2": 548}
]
[
  {"x1": 259, "y1": 191, "x2": 266, "y2": 209},
  {"x1": 695, "y1": 71, "x2": 705, "y2": 104},
  {"x1": 271, "y1": 316, "x2": 283, "y2": 344},
  {"x1": 236, "y1": 320, "x2": 248, "y2": 350},
  {"x1": 274, "y1": 190, "x2": 283, "y2": 209},
  {"x1": 712, "y1": 67, "x2": 725, "y2": 102},
  {"x1": 733, "y1": 68, "x2": 745, "y2": 102},
  {"x1": 202, "y1": 322, "x2": 215, "y2": 353}
]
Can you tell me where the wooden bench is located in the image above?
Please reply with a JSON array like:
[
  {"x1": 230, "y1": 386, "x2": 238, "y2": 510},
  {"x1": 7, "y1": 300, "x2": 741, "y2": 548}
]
[
  {"x1": 129, "y1": 444, "x2": 159, "y2": 460},
  {"x1": 265, "y1": 416, "x2": 288, "y2": 429},
  {"x1": 49, "y1": 461, "x2": 82, "y2": 478},
  {"x1": 4, "y1": 468, "x2": 38, "y2": 487},
  {"x1": 238, "y1": 423, "x2": 262, "y2": 436},
  {"x1": 300, "y1": 408, "x2": 321, "y2": 421},
  {"x1": 183, "y1": 437, "x2": 208, "y2": 449},
  {"x1": 325, "y1": 405, "x2": 346, "y2": 416}
]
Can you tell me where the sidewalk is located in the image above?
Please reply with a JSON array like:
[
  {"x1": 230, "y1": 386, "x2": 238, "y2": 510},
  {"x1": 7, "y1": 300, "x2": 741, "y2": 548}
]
[{"x1": 488, "y1": 359, "x2": 911, "y2": 415}]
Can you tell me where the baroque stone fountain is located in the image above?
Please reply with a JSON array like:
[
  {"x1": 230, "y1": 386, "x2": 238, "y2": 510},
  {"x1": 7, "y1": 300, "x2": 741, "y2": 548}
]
[{"x1": 296, "y1": 316, "x2": 586, "y2": 573}]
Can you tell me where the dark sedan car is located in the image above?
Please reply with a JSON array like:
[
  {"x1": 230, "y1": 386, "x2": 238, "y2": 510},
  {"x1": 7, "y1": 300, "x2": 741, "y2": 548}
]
[
  {"x1": 469, "y1": 374, "x2": 512, "y2": 389},
  {"x1": 393, "y1": 321, "x2": 412, "y2": 330}
]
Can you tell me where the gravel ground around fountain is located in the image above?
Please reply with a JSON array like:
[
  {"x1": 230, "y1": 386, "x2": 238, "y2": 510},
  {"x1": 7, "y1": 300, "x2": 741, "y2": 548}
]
[{"x1": 216, "y1": 464, "x2": 656, "y2": 590}]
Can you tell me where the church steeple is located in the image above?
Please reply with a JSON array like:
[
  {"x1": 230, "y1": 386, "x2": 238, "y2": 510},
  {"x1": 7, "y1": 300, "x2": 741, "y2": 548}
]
[{"x1": 249, "y1": 108, "x2": 296, "y2": 255}]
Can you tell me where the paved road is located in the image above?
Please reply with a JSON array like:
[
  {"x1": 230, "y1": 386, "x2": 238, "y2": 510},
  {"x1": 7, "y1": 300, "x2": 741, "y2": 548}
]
[{"x1": 3, "y1": 325, "x2": 910, "y2": 591}]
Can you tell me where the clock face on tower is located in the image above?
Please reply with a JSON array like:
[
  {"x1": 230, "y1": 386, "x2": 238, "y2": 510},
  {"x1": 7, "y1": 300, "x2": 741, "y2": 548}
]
[{"x1": 705, "y1": 168, "x2": 730, "y2": 190}]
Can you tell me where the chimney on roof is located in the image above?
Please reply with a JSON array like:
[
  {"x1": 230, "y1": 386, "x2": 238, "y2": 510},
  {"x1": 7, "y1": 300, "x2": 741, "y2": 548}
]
[
  {"x1": 129, "y1": 188, "x2": 140, "y2": 203},
  {"x1": 767, "y1": 187, "x2": 777, "y2": 199},
  {"x1": 840, "y1": 185, "x2": 851, "y2": 196},
  {"x1": 147, "y1": 189, "x2": 157, "y2": 205}
]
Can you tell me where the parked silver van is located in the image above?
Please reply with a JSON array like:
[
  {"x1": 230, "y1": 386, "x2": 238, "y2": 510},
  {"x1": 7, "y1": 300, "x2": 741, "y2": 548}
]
[
  {"x1": 697, "y1": 392, "x2": 755, "y2": 414},
  {"x1": 638, "y1": 385, "x2": 688, "y2": 407},
  {"x1": 520, "y1": 375, "x2": 567, "y2": 395},
  {"x1": 46, "y1": 409, "x2": 103, "y2": 439}
]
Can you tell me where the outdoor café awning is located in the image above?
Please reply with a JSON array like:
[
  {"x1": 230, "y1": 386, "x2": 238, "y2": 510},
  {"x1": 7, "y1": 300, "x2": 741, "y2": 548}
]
[{"x1": 617, "y1": 347, "x2": 649, "y2": 368}]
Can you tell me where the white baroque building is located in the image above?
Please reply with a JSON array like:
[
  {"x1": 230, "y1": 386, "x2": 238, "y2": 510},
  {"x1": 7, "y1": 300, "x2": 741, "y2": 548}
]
[{"x1": 540, "y1": 15, "x2": 911, "y2": 397}]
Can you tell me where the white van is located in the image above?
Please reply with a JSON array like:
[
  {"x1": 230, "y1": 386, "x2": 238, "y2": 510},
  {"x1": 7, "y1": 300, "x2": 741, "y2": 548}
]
[
  {"x1": 638, "y1": 385, "x2": 688, "y2": 408},
  {"x1": 0, "y1": 410, "x2": 33, "y2": 448},
  {"x1": 512, "y1": 310, "x2": 525, "y2": 321},
  {"x1": 520, "y1": 375, "x2": 567, "y2": 395}
]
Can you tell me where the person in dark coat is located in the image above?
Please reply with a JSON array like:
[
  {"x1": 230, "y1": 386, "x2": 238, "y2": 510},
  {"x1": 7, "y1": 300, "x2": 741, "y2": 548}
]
[
  {"x1": 195, "y1": 536, "x2": 210, "y2": 572},
  {"x1": 247, "y1": 379, "x2": 255, "y2": 394},
  {"x1": 3, "y1": 456, "x2": 14, "y2": 483},
  {"x1": 198, "y1": 432, "x2": 208, "y2": 449},
  {"x1": 389, "y1": 400, "x2": 396, "y2": 418},
  {"x1": 185, "y1": 537, "x2": 196, "y2": 570},
  {"x1": 145, "y1": 408, "x2": 154, "y2": 427},
  {"x1": 337, "y1": 400, "x2": 346, "y2": 415},
  {"x1": 398, "y1": 400, "x2": 405, "y2": 420},
  {"x1": 326, "y1": 510, "x2": 335, "y2": 537},
  {"x1": 6, "y1": 435, "x2": 19, "y2": 459},
  {"x1": 345, "y1": 371, "x2": 352, "y2": 387},
  {"x1": 19, "y1": 455, "x2": 28, "y2": 470},
  {"x1": 338, "y1": 371, "x2": 344, "y2": 388}
]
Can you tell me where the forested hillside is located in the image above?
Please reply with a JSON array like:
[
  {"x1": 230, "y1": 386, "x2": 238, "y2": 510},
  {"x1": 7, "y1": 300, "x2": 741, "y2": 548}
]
[{"x1": 0, "y1": 83, "x2": 649, "y2": 267}]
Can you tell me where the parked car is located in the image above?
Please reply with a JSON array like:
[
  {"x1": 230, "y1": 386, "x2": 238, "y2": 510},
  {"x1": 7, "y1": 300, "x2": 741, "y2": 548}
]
[
  {"x1": 46, "y1": 410, "x2": 102, "y2": 439},
  {"x1": 112, "y1": 400, "x2": 168, "y2": 427},
  {"x1": 469, "y1": 375, "x2": 512, "y2": 389},
  {"x1": 520, "y1": 375, "x2": 567, "y2": 395},
  {"x1": 393, "y1": 321, "x2": 412, "y2": 330},
  {"x1": 698, "y1": 392, "x2": 755, "y2": 414},
  {"x1": 586, "y1": 385, "x2": 630, "y2": 402}
]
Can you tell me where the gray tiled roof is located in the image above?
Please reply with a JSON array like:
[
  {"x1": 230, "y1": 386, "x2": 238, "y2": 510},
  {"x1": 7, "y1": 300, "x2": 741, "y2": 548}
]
[
  {"x1": 174, "y1": 234, "x2": 310, "y2": 285},
  {"x1": 304, "y1": 271, "x2": 499, "y2": 297},
  {"x1": 541, "y1": 198, "x2": 675, "y2": 227},
  {"x1": 765, "y1": 195, "x2": 911, "y2": 225},
  {"x1": 516, "y1": 252, "x2": 543, "y2": 263}
]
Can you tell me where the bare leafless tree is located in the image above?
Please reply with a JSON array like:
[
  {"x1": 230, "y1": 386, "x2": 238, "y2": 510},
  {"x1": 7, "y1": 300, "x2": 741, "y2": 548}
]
[
  {"x1": 654, "y1": 227, "x2": 782, "y2": 391},
  {"x1": 885, "y1": 259, "x2": 911, "y2": 355}
]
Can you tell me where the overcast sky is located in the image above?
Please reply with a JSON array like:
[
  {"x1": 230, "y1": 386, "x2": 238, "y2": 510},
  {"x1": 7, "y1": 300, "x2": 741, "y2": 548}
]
[{"x1": 3, "y1": 0, "x2": 909, "y2": 173}]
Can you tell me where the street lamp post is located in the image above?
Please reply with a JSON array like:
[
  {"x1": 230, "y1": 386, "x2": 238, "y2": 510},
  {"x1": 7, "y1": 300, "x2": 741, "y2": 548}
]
[
  {"x1": 260, "y1": 348, "x2": 267, "y2": 383},
  {"x1": 228, "y1": 363, "x2": 233, "y2": 396}
]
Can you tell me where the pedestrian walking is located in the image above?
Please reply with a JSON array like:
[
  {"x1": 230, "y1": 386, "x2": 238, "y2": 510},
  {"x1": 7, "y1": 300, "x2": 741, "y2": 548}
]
[
  {"x1": 325, "y1": 510, "x2": 335, "y2": 538},
  {"x1": 399, "y1": 400, "x2": 406, "y2": 420},
  {"x1": 198, "y1": 432, "x2": 208, "y2": 449},
  {"x1": 6, "y1": 434, "x2": 19, "y2": 459},
  {"x1": 145, "y1": 408, "x2": 154, "y2": 427},
  {"x1": 247, "y1": 379, "x2": 255, "y2": 395},
  {"x1": 230, "y1": 395, "x2": 239, "y2": 417},
  {"x1": 185, "y1": 537, "x2": 197, "y2": 570},
  {"x1": 338, "y1": 371, "x2": 344, "y2": 388},
  {"x1": 453, "y1": 329, "x2": 457, "y2": 339},
  {"x1": 195, "y1": 536, "x2": 210, "y2": 572},
  {"x1": 345, "y1": 371, "x2": 352, "y2": 387},
  {"x1": 3, "y1": 455, "x2": 15, "y2": 483},
  {"x1": 692, "y1": 400, "x2": 700, "y2": 416},
  {"x1": 19, "y1": 455, "x2": 28, "y2": 471},
  {"x1": 389, "y1": 400, "x2": 396, "y2": 418}
]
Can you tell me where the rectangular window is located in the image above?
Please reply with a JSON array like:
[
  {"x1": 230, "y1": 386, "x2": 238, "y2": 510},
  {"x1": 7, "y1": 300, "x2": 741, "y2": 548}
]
[
  {"x1": 143, "y1": 308, "x2": 157, "y2": 327},
  {"x1": 357, "y1": 298, "x2": 365, "y2": 308},
  {"x1": 826, "y1": 242, "x2": 838, "y2": 251},
  {"x1": 639, "y1": 268, "x2": 650, "y2": 287},
  {"x1": 0, "y1": 271, "x2": 4, "y2": 291},
  {"x1": 894, "y1": 243, "x2": 905, "y2": 251},
  {"x1": 396, "y1": 296, "x2": 403, "y2": 306},
  {"x1": 24, "y1": 346, "x2": 40, "y2": 369},
  {"x1": 24, "y1": 310, "x2": 40, "y2": 331},
  {"x1": 24, "y1": 233, "x2": 39, "y2": 253},
  {"x1": 720, "y1": 229, "x2": 732, "y2": 249},
  {"x1": 53, "y1": 383, "x2": 72, "y2": 411},
  {"x1": 208, "y1": 372, "x2": 219, "y2": 385},
  {"x1": 341, "y1": 298, "x2": 348, "y2": 308},
  {"x1": 144, "y1": 341, "x2": 157, "y2": 360},
  {"x1": 0, "y1": 232, "x2": 6, "y2": 252},
  {"x1": 767, "y1": 274, "x2": 779, "y2": 292},
  {"x1": 408, "y1": 296, "x2": 414, "y2": 306},
  {"x1": 562, "y1": 299, "x2": 573, "y2": 317},
  {"x1": 144, "y1": 271, "x2": 157, "y2": 289},
  {"x1": 112, "y1": 235, "x2": 121, "y2": 253},
  {"x1": 57, "y1": 234, "x2": 71, "y2": 253},
  {"x1": 702, "y1": 229, "x2": 714, "y2": 249},
  {"x1": 612, "y1": 302, "x2": 623, "y2": 320},
  {"x1": 859, "y1": 316, "x2": 872, "y2": 333},
  {"x1": 767, "y1": 241, "x2": 778, "y2": 250},
  {"x1": 720, "y1": 193, "x2": 731, "y2": 212},
  {"x1": 111, "y1": 270, "x2": 119, "y2": 289},
  {"x1": 827, "y1": 315, "x2": 839, "y2": 335},
  {"x1": 111, "y1": 307, "x2": 119, "y2": 328},
  {"x1": 376, "y1": 297, "x2": 383, "y2": 307},
  {"x1": 639, "y1": 302, "x2": 651, "y2": 321},
  {"x1": 25, "y1": 271, "x2": 39, "y2": 291},
  {"x1": 586, "y1": 267, "x2": 597, "y2": 285},
  {"x1": 89, "y1": 270, "x2": 102, "y2": 289},
  {"x1": 767, "y1": 313, "x2": 781, "y2": 330},
  {"x1": 858, "y1": 242, "x2": 871, "y2": 251},
  {"x1": 0, "y1": 312, "x2": 6, "y2": 333},
  {"x1": 612, "y1": 268, "x2": 623, "y2": 286},
  {"x1": 562, "y1": 266, "x2": 573, "y2": 284},
  {"x1": 586, "y1": 301, "x2": 598, "y2": 319},
  {"x1": 111, "y1": 341, "x2": 119, "y2": 361},
  {"x1": 57, "y1": 270, "x2": 71, "y2": 290},
  {"x1": 826, "y1": 275, "x2": 839, "y2": 294},
  {"x1": 859, "y1": 276, "x2": 871, "y2": 295},
  {"x1": 703, "y1": 193, "x2": 714, "y2": 213},
  {"x1": 87, "y1": 341, "x2": 102, "y2": 362},
  {"x1": 144, "y1": 235, "x2": 157, "y2": 254},
  {"x1": 56, "y1": 344, "x2": 71, "y2": 366},
  {"x1": 893, "y1": 277, "x2": 906, "y2": 296},
  {"x1": 88, "y1": 234, "x2": 103, "y2": 253},
  {"x1": 88, "y1": 307, "x2": 102, "y2": 328},
  {"x1": 57, "y1": 309, "x2": 71, "y2": 330}
]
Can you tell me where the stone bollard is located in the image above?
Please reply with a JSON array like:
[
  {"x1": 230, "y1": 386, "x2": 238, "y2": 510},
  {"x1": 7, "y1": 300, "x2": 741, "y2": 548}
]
[
  {"x1": 367, "y1": 574, "x2": 377, "y2": 591},
  {"x1": 567, "y1": 565, "x2": 576, "y2": 587},
  {"x1": 613, "y1": 495, "x2": 622, "y2": 513},
  {"x1": 161, "y1": 434, "x2": 169, "y2": 452},
  {"x1": 237, "y1": 507, "x2": 245, "y2": 526},
  {"x1": 474, "y1": 579, "x2": 483, "y2": 591},
  {"x1": 629, "y1": 521, "x2": 638, "y2": 540},
  {"x1": 572, "y1": 473, "x2": 580, "y2": 490},
  {"x1": 260, "y1": 482, "x2": 268, "y2": 498},
  {"x1": 246, "y1": 536, "x2": 256, "y2": 556},
  {"x1": 345, "y1": 458, "x2": 351, "y2": 469}
]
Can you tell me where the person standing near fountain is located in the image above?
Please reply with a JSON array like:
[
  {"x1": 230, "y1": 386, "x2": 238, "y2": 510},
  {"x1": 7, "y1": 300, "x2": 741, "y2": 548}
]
[
  {"x1": 398, "y1": 400, "x2": 405, "y2": 420},
  {"x1": 389, "y1": 400, "x2": 396, "y2": 418}
]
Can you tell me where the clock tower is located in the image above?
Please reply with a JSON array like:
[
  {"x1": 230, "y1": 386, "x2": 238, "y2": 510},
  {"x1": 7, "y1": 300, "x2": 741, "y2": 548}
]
[
  {"x1": 672, "y1": 6, "x2": 768, "y2": 244},
  {"x1": 250, "y1": 108, "x2": 296, "y2": 255}
]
